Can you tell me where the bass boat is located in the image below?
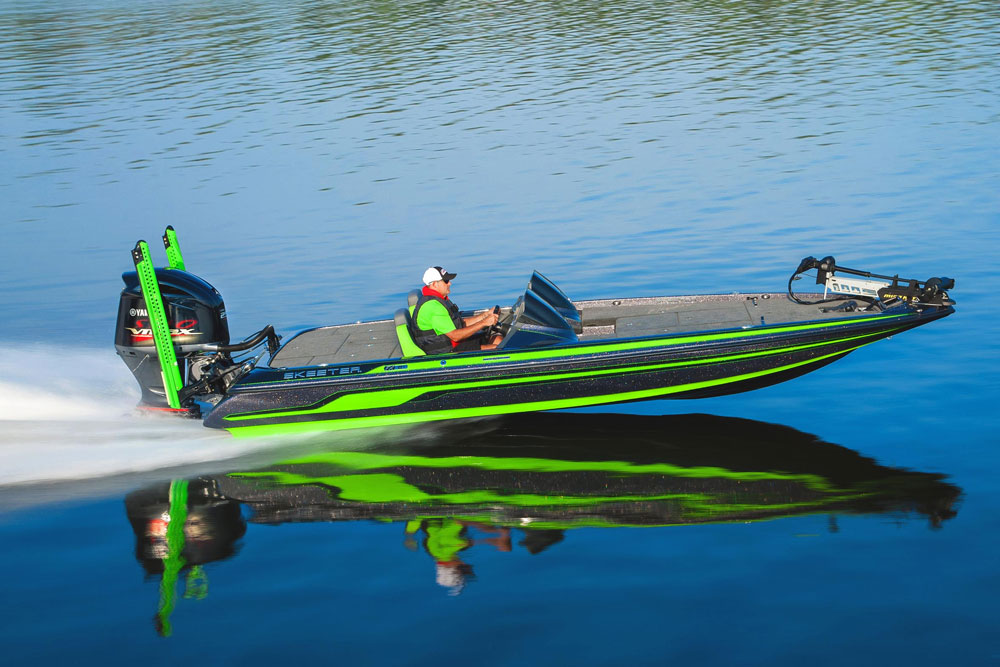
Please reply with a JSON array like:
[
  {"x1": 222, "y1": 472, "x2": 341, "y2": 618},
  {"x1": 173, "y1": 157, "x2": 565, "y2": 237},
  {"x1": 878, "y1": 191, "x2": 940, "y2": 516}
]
[{"x1": 115, "y1": 228, "x2": 955, "y2": 437}]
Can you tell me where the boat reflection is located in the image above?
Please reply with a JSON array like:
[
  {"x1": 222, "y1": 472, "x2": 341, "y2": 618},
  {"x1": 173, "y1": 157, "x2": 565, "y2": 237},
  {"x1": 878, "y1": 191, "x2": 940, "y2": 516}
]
[{"x1": 125, "y1": 412, "x2": 960, "y2": 631}]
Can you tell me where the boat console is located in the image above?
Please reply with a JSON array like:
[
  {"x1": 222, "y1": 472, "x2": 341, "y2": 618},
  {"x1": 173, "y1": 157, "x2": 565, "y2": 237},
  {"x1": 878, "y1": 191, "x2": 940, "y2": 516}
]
[{"x1": 491, "y1": 271, "x2": 582, "y2": 350}]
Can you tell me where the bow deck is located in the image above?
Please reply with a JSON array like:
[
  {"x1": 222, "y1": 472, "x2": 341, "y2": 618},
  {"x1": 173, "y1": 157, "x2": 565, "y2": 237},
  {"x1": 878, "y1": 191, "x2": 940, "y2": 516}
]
[{"x1": 270, "y1": 292, "x2": 862, "y2": 368}]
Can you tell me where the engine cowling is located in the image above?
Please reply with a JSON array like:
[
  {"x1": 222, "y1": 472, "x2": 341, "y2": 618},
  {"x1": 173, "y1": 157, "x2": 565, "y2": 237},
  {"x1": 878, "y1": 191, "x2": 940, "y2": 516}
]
[{"x1": 115, "y1": 269, "x2": 229, "y2": 407}]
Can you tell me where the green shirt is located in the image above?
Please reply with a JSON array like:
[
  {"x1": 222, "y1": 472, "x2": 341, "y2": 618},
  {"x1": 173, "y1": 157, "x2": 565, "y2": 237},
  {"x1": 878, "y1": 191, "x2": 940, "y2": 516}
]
[
  {"x1": 413, "y1": 300, "x2": 457, "y2": 336},
  {"x1": 423, "y1": 519, "x2": 469, "y2": 562}
]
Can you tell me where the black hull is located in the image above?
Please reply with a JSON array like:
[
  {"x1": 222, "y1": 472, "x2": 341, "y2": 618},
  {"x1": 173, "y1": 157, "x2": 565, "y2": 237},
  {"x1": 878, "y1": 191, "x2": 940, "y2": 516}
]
[{"x1": 205, "y1": 306, "x2": 952, "y2": 436}]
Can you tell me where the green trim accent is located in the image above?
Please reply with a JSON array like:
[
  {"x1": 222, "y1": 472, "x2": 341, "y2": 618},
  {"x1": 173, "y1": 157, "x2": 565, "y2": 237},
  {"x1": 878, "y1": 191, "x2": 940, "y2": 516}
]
[
  {"x1": 162, "y1": 226, "x2": 186, "y2": 271},
  {"x1": 225, "y1": 328, "x2": 893, "y2": 422},
  {"x1": 239, "y1": 312, "x2": 914, "y2": 390},
  {"x1": 133, "y1": 241, "x2": 183, "y2": 409},
  {"x1": 156, "y1": 480, "x2": 189, "y2": 638},
  {"x1": 361, "y1": 312, "x2": 912, "y2": 375},
  {"x1": 226, "y1": 342, "x2": 870, "y2": 437},
  {"x1": 394, "y1": 313, "x2": 426, "y2": 358}
]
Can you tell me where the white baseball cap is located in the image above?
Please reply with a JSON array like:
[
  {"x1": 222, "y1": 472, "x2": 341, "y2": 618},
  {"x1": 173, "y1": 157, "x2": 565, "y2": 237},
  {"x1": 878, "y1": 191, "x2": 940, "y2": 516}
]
[{"x1": 422, "y1": 266, "x2": 457, "y2": 285}]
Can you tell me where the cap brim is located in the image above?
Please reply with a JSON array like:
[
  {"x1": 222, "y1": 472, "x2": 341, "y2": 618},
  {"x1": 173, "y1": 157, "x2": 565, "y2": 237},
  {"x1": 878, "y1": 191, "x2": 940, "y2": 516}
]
[{"x1": 442, "y1": 272, "x2": 457, "y2": 281}]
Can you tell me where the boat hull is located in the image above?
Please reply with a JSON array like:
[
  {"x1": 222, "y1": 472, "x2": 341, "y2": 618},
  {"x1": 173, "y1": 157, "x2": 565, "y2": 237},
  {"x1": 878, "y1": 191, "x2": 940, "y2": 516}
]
[{"x1": 204, "y1": 305, "x2": 952, "y2": 437}]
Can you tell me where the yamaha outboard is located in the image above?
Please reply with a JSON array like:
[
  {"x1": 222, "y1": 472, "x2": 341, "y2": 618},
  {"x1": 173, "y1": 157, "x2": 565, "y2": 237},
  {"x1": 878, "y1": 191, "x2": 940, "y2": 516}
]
[{"x1": 115, "y1": 227, "x2": 278, "y2": 414}]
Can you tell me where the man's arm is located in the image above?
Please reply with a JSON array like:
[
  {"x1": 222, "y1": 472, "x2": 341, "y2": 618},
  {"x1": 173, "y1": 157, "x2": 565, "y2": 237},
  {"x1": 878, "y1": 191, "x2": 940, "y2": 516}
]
[
  {"x1": 447, "y1": 311, "x2": 498, "y2": 342},
  {"x1": 420, "y1": 302, "x2": 499, "y2": 343},
  {"x1": 462, "y1": 310, "x2": 493, "y2": 327}
]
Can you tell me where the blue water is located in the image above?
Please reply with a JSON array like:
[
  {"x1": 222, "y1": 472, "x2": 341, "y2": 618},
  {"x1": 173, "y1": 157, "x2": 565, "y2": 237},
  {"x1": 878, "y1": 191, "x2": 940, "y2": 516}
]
[{"x1": 2, "y1": 0, "x2": 999, "y2": 663}]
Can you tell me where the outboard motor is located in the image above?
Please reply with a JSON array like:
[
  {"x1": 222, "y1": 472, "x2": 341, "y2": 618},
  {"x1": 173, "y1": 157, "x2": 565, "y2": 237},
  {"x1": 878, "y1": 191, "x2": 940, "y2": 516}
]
[
  {"x1": 114, "y1": 268, "x2": 230, "y2": 409},
  {"x1": 116, "y1": 228, "x2": 279, "y2": 413}
]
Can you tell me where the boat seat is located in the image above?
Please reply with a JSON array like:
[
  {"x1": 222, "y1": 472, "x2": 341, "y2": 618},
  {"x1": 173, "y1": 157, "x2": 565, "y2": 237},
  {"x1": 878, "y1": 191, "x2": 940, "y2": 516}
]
[
  {"x1": 394, "y1": 308, "x2": 426, "y2": 358},
  {"x1": 407, "y1": 289, "x2": 421, "y2": 309}
]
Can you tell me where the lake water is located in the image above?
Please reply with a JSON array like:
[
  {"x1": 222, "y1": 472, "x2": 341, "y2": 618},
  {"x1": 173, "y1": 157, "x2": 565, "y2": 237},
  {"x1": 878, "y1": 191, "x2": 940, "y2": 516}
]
[{"x1": 2, "y1": 0, "x2": 998, "y2": 663}]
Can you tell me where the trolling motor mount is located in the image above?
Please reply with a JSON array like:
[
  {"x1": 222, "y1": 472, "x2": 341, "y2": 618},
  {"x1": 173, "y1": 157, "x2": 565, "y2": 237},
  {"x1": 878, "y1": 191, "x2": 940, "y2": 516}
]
[{"x1": 789, "y1": 256, "x2": 955, "y2": 308}]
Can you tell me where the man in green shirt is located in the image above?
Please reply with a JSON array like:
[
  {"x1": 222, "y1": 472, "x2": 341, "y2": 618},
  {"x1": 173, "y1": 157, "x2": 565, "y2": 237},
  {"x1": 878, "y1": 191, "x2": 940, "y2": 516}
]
[{"x1": 412, "y1": 266, "x2": 501, "y2": 353}]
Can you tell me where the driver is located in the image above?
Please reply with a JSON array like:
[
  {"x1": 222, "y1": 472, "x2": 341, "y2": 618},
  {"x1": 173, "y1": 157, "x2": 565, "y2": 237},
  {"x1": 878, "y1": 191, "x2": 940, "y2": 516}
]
[{"x1": 412, "y1": 266, "x2": 501, "y2": 353}]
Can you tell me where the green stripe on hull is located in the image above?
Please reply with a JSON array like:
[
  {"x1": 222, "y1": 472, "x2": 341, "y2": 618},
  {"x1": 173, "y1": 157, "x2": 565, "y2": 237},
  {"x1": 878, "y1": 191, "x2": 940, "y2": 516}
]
[
  {"x1": 239, "y1": 311, "x2": 914, "y2": 388},
  {"x1": 362, "y1": 312, "x2": 910, "y2": 373},
  {"x1": 224, "y1": 342, "x2": 868, "y2": 437},
  {"x1": 224, "y1": 327, "x2": 897, "y2": 422}
]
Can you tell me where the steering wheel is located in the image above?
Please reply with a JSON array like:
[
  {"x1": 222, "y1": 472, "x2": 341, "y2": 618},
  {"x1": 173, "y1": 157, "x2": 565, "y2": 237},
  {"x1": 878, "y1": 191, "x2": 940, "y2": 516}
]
[{"x1": 485, "y1": 305, "x2": 505, "y2": 340}]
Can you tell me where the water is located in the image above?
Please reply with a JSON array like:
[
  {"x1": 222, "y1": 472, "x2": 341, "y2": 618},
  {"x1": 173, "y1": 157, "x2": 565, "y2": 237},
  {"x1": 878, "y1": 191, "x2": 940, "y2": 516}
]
[{"x1": 1, "y1": 0, "x2": 998, "y2": 663}]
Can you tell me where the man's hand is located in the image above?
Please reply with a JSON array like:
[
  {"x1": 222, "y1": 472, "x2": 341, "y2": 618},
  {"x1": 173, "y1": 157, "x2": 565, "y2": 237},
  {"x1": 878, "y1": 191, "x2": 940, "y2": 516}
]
[
  {"x1": 465, "y1": 309, "x2": 499, "y2": 328},
  {"x1": 448, "y1": 310, "x2": 500, "y2": 343}
]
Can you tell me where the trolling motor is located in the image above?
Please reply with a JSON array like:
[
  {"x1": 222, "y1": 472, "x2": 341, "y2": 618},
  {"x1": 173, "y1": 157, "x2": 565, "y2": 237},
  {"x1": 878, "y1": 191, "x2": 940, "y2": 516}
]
[
  {"x1": 115, "y1": 227, "x2": 279, "y2": 414},
  {"x1": 788, "y1": 256, "x2": 955, "y2": 310}
]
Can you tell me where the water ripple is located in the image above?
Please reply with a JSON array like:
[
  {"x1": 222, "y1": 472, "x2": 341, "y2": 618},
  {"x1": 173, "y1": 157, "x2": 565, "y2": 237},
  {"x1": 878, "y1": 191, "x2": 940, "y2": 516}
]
[{"x1": 1, "y1": 0, "x2": 997, "y2": 336}]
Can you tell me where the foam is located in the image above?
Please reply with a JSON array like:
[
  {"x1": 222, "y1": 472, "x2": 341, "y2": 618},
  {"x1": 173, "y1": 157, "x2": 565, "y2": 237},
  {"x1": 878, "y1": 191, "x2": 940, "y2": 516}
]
[{"x1": 0, "y1": 345, "x2": 286, "y2": 486}]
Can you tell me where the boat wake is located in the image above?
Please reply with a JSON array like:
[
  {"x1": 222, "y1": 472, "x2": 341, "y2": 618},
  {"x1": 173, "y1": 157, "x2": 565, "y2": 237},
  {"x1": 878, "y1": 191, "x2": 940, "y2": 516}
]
[{"x1": 0, "y1": 346, "x2": 341, "y2": 497}]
